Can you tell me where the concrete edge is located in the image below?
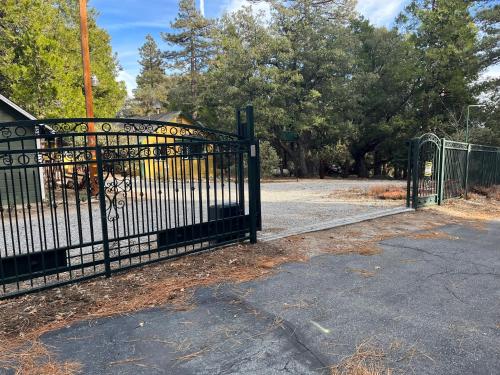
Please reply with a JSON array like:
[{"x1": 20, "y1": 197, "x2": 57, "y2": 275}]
[{"x1": 259, "y1": 206, "x2": 414, "y2": 242}]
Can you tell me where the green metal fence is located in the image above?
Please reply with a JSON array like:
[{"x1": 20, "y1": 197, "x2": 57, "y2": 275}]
[{"x1": 407, "y1": 134, "x2": 500, "y2": 208}]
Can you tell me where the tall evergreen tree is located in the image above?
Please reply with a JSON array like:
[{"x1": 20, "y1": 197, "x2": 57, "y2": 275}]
[
  {"x1": 133, "y1": 34, "x2": 169, "y2": 116},
  {"x1": 397, "y1": 0, "x2": 481, "y2": 137},
  {"x1": 0, "y1": 0, "x2": 126, "y2": 117},
  {"x1": 162, "y1": 0, "x2": 213, "y2": 114}
]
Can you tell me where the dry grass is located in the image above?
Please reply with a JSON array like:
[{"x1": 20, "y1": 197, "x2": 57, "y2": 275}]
[
  {"x1": 433, "y1": 195, "x2": 500, "y2": 222},
  {"x1": 368, "y1": 185, "x2": 406, "y2": 200},
  {"x1": 330, "y1": 340, "x2": 391, "y2": 375},
  {"x1": 0, "y1": 340, "x2": 81, "y2": 375},
  {"x1": 469, "y1": 185, "x2": 500, "y2": 200}
]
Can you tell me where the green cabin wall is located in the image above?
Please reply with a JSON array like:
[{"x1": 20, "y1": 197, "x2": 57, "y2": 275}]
[{"x1": 0, "y1": 101, "x2": 42, "y2": 204}]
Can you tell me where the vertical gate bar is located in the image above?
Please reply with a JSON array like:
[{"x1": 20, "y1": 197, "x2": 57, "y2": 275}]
[
  {"x1": 96, "y1": 146, "x2": 111, "y2": 277},
  {"x1": 438, "y1": 138, "x2": 446, "y2": 205},
  {"x1": 246, "y1": 104, "x2": 257, "y2": 243},
  {"x1": 495, "y1": 150, "x2": 499, "y2": 185},
  {"x1": 480, "y1": 149, "x2": 485, "y2": 186},
  {"x1": 236, "y1": 109, "x2": 245, "y2": 216},
  {"x1": 411, "y1": 139, "x2": 419, "y2": 208},
  {"x1": 406, "y1": 140, "x2": 412, "y2": 208},
  {"x1": 464, "y1": 143, "x2": 471, "y2": 200},
  {"x1": 255, "y1": 141, "x2": 262, "y2": 231}
]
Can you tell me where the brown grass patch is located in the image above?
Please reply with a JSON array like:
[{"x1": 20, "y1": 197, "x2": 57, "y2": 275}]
[
  {"x1": 368, "y1": 185, "x2": 406, "y2": 200},
  {"x1": 330, "y1": 340, "x2": 391, "y2": 375},
  {"x1": 432, "y1": 196, "x2": 500, "y2": 222},
  {"x1": 469, "y1": 185, "x2": 500, "y2": 200}
]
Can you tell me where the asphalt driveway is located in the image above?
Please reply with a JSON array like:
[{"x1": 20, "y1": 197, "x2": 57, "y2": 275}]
[{"x1": 38, "y1": 219, "x2": 500, "y2": 375}]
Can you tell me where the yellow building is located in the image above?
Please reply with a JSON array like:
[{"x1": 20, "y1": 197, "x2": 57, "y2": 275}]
[{"x1": 139, "y1": 111, "x2": 214, "y2": 180}]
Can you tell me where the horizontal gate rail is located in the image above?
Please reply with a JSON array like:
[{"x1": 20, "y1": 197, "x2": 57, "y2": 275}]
[{"x1": 0, "y1": 108, "x2": 261, "y2": 298}]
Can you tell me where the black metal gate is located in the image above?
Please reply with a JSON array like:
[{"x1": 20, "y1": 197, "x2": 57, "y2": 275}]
[
  {"x1": 407, "y1": 133, "x2": 441, "y2": 208},
  {"x1": 0, "y1": 106, "x2": 261, "y2": 298}
]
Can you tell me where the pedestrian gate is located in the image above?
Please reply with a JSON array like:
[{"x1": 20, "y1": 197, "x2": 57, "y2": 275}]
[
  {"x1": 407, "y1": 133, "x2": 441, "y2": 208},
  {"x1": 407, "y1": 133, "x2": 500, "y2": 208},
  {"x1": 0, "y1": 106, "x2": 261, "y2": 298}
]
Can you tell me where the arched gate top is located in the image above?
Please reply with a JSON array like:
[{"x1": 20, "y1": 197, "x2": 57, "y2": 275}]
[
  {"x1": 418, "y1": 133, "x2": 441, "y2": 148},
  {"x1": 0, "y1": 117, "x2": 241, "y2": 142}
]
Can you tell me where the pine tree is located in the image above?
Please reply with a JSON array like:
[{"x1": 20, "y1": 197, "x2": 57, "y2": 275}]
[
  {"x1": 398, "y1": 0, "x2": 480, "y2": 136},
  {"x1": 161, "y1": 0, "x2": 213, "y2": 114},
  {"x1": 133, "y1": 34, "x2": 168, "y2": 116}
]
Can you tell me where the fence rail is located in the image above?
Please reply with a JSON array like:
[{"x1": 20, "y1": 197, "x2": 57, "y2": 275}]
[
  {"x1": 407, "y1": 134, "x2": 499, "y2": 208},
  {"x1": 0, "y1": 107, "x2": 261, "y2": 298}
]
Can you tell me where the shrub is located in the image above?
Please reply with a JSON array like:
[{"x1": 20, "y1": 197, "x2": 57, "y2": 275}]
[{"x1": 259, "y1": 140, "x2": 281, "y2": 178}]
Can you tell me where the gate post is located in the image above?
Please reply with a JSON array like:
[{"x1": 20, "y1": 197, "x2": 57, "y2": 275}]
[
  {"x1": 464, "y1": 143, "x2": 471, "y2": 199},
  {"x1": 406, "y1": 140, "x2": 412, "y2": 208},
  {"x1": 95, "y1": 146, "x2": 111, "y2": 277},
  {"x1": 255, "y1": 141, "x2": 262, "y2": 231},
  {"x1": 411, "y1": 138, "x2": 419, "y2": 208},
  {"x1": 438, "y1": 138, "x2": 446, "y2": 205},
  {"x1": 246, "y1": 104, "x2": 258, "y2": 244}
]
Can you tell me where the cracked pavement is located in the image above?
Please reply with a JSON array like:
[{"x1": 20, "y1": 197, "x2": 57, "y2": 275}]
[{"x1": 38, "y1": 220, "x2": 500, "y2": 374}]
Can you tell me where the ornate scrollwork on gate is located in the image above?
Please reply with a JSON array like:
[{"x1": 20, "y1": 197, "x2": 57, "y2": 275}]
[
  {"x1": 444, "y1": 140, "x2": 468, "y2": 150},
  {"x1": 103, "y1": 175, "x2": 132, "y2": 222}
]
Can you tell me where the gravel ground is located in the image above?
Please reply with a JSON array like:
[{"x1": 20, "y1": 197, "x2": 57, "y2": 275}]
[
  {"x1": 0, "y1": 178, "x2": 405, "y2": 259},
  {"x1": 260, "y1": 179, "x2": 406, "y2": 238}
]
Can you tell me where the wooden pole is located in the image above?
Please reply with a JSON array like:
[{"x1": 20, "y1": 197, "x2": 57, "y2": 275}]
[
  {"x1": 78, "y1": 0, "x2": 98, "y2": 192},
  {"x1": 79, "y1": 0, "x2": 95, "y2": 132}
]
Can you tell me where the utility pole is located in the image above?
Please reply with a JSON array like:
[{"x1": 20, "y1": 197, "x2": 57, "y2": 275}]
[
  {"x1": 78, "y1": 0, "x2": 98, "y2": 192},
  {"x1": 465, "y1": 104, "x2": 485, "y2": 143},
  {"x1": 200, "y1": 0, "x2": 205, "y2": 16}
]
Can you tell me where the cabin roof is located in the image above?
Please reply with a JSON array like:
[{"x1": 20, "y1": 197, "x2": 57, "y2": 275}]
[
  {"x1": 0, "y1": 93, "x2": 37, "y2": 120},
  {"x1": 136, "y1": 111, "x2": 206, "y2": 127}
]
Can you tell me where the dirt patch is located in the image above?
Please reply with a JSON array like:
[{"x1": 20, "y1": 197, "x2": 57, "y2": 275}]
[{"x1": 0, "y1": 198, "x2": 497, "y2": 372}]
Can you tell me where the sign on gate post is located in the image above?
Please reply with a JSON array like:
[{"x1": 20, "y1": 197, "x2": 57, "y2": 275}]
[{"x1": 424, "y1": 161, "x2": 433, "y2": 177}]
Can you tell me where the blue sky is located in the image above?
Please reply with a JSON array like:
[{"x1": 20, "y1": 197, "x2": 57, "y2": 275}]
[{"x1": 87, "y1": 0, "x2": 414, "y2": 95}]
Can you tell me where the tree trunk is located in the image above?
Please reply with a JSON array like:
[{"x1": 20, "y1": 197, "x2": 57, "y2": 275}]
[
  {"x1": 296, "y1": 143, "x2": 308, "y2": 177},
  {"x1": 373, "y1": 152, "x2": 382, "y2": 176},
  {"x1": 319, "y1": 159, "x2": 326, "y2": 179},
  {"x1": 354, "y1": 153, "x2": 368, "y2": 178}
]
